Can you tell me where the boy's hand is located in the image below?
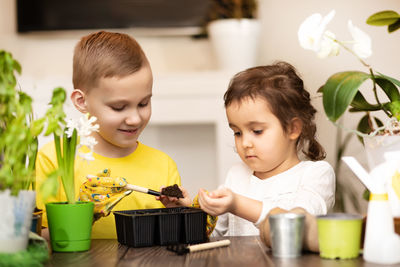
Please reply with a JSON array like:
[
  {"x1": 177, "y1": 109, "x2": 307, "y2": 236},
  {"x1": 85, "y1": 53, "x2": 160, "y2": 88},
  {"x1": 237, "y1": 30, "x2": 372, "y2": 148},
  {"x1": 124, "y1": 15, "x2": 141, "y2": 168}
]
[
  {"x1": 156, "y1": 185, "x2": 192, "y2": 207},
  {"x1": 197, "y1": 187, "x2": 236, "y2": 216},
  {"x1": 79, "y1": 169, "x2": 132, "y2": 221}
]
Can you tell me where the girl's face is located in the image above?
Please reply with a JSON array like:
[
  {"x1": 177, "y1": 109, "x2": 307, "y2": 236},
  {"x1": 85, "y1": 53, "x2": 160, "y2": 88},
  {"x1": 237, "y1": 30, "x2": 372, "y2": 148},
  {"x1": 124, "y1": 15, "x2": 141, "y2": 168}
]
[
  {"x1": 226, "y1": 96, "x2": 301, "y2": 179},
  {"x1": 81, "y1": 64, "x2": 153, "y2": 158}
]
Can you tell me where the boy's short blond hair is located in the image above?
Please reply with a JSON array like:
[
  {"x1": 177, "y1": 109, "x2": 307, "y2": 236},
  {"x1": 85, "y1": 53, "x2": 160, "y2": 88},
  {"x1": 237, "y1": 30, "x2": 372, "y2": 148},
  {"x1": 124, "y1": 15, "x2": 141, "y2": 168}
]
[{"x1": 73, "y1": 31, "x2": 146, "y2": 91}]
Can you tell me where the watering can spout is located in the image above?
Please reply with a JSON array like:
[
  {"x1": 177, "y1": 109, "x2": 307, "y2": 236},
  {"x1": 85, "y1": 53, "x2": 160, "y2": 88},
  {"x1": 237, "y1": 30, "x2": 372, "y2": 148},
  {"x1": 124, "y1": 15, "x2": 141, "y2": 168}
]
[{"x1": 342, "y1": 157, "x2": 374, "y2": 192}]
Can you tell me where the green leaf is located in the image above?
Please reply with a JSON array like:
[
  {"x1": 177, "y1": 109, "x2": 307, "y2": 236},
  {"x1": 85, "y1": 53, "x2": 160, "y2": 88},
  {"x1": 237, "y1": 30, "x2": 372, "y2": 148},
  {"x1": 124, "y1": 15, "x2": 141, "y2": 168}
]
[
  {"x1": 375, "y1": 76, "x2": 400, "y2": 102},
  {"x1": 363, "y1": 188, "x2": 370, "y2": 201},
  {"x1": 356, "y1": 115, "x2": 383, "y2": 142},
  {"x1": 386, "y1": 101, "x2": 400, "y2": 120},
  {"x1": 350, "y1": 91, "x2": 381, "y2": 111},
  {"x1": 322, "y1": 71, "x2": 370, "y2": 122},
  {"x1": 40, "y1": 170, "x2": 60, "y2": 201},
  {"x1": 50, "y1": 87, "x2": 66, "y2": 105},
  {"x1": 388, "y1": 19, "x2": 400, "y2": 32},
  {"x1": 30, "y1": 118, "x2": 46, "y2": 137},
  {"x1": 366, "y1": 10, "x2": 400, "y2": 26}
]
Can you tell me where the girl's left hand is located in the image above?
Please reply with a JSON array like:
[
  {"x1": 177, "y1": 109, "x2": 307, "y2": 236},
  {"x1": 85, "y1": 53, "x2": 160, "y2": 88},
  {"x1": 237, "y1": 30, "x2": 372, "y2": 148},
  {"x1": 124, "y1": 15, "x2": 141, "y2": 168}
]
[
  {"x1": 197, "y1": 187, "x2": 235, "y2": 216},
  {"x1": 156, "y1": 185, "x2": 192, "y2": 207}
]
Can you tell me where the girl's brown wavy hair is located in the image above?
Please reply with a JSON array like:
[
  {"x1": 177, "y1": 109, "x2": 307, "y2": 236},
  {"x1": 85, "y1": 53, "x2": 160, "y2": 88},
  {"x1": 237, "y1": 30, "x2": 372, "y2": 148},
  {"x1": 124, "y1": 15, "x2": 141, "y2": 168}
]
[{"x1": 224, "y1": 61, "x2": 326, "y2": 161}]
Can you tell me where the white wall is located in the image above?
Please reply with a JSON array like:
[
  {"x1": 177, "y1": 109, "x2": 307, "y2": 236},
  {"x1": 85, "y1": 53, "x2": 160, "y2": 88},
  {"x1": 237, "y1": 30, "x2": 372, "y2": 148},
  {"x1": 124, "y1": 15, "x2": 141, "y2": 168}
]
[{"x1": 2, "y1": 0, "x2": 400, "y2": 212}]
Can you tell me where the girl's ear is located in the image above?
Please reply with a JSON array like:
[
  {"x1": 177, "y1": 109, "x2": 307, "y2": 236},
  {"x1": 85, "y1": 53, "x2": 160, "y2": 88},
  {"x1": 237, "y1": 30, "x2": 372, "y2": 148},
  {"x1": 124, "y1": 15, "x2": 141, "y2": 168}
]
[
  {"x1": 70, "y1": 89, "x2": 88, "y2": 113},
  {"x1": 288, "y1": 118, "x2": 302, "y2": 140}
]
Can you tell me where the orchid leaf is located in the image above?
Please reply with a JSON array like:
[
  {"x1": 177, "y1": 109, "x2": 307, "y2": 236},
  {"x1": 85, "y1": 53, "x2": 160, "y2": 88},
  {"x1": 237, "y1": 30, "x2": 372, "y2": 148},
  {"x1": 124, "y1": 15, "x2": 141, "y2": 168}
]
[
  {"x1": 388, "y1": 19, "x2": 400, "y2": 32},
  {"x1": 377, "y1": 72, "x2": 400, "y2": 88},
  {"x1": 322, "y1": 71, "x2": 370, "y2": 122},
  {"x1": 366, "y1": 10, "x2": 400, "y2": 26},
  {"x1": 349, "y1": 91, "x2": 381, "y2": 111},
  {"x1": 357, "y1": 115, "x2": 383, "y2": 142},
  {"x1": 374, "y1": 76, "x2": 400, "y2": 102},
  {"x1": 386, "y1": 101, "x2": 400, "y2": 120}
]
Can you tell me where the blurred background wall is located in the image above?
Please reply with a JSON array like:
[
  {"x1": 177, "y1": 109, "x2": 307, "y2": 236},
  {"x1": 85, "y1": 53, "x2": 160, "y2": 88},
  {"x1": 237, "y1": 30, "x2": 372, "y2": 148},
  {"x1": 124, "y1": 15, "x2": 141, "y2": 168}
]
[{"x1": 1, "y1": 0, "x2": 399, "y2": 213}]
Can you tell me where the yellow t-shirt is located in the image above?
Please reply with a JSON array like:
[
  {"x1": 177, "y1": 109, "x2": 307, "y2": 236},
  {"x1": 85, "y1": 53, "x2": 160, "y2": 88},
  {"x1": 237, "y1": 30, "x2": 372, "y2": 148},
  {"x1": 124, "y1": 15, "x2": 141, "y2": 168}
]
[{"x1": 35, "y1": 141, "x2": 181, "y2": 239}]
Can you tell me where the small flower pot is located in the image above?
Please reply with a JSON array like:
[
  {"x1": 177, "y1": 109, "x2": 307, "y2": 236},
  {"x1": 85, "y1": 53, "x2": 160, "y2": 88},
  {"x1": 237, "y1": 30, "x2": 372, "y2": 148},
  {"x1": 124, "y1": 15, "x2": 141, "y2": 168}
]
[
  {"x1": 31, "y1": 208, "x2": 43, "y2": 235},
  {"x1": 208, "y1": 18, "x2": 261, "y2": 72},
  {"x1": 46, "y1": 201, "x2": 94, "y2": 252},
  {"x1": 0, "y1": 190, "x2": 36, "y2": 253}
]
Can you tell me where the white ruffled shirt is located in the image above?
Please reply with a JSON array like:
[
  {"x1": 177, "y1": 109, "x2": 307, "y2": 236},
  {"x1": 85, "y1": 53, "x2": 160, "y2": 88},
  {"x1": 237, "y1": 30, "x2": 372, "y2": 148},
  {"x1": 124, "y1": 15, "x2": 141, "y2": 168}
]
[{"x1": 212, "y1": 160, "x2": 336, "y2": 237}]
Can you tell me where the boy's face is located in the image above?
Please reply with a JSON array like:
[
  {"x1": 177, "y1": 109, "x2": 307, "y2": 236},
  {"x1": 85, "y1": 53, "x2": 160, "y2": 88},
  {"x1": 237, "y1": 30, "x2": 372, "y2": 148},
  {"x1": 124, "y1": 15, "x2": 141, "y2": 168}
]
[
  {"x1": 226, "y1": 96, "x2": 300, "y2": 179},
  {"x1": 81, "y1": 64, "x2": 153, "y2": 157}
]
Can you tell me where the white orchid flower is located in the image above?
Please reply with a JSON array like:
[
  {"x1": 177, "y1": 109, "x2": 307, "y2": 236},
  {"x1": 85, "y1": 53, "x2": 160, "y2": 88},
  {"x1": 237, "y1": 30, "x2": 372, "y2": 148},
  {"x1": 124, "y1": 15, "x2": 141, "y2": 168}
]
[
  {"x1": 316, "y1": 31, "x2": 340, "y2": 58},
  {"x1": 348, "y1": 20, "x2": 372, "y2": 59},
  {"x1": 298, "y1": 10, "x2": 336, "y2": 53}
]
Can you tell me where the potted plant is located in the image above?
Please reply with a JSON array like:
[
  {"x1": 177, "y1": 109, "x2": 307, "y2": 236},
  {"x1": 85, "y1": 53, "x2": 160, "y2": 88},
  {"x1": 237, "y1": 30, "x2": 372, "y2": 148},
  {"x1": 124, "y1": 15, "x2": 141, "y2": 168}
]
[
  {"x1": 0, "y1": 50, "x2": 66, "y2": 253},
  {"x1": 207, "y1": 0, "x2": 260, "y2": 71},
  {"x1": 298, "y1": 10, "x2": 400, "y2": 208},
  {"x1": 40, "y1": 112, "x2": 99, "y2": 252}
]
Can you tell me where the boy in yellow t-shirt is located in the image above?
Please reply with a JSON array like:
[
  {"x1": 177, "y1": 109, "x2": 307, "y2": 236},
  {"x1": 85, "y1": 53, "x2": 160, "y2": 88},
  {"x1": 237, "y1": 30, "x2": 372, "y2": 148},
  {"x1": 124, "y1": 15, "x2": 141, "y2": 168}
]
[{"x1": 35, "y1": 31, "x2": 190, "y2": 239}]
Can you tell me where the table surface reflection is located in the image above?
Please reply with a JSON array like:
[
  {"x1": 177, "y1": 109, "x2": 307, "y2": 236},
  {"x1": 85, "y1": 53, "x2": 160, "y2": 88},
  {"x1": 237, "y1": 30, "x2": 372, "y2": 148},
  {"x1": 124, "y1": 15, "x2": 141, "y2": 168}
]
[{"x1": 46, "y1": 236, "x2": 384, "y2": 267}]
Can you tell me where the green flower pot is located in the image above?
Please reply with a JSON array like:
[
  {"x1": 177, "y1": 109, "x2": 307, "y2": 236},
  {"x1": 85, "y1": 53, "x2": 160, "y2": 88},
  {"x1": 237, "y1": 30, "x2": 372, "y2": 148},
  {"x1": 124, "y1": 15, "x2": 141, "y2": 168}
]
[
  {"x1": 317, "y1": 213, "x2": 363, "y2": 259},
  {"x1": 46, "y1": 201, "x2": 94, "y2": 252}
]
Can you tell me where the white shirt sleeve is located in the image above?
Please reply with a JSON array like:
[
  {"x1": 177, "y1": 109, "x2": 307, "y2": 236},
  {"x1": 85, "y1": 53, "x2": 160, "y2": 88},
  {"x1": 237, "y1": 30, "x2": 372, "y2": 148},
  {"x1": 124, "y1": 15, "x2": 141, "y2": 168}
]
[
  {"x1": 255, "y1": 161, "x2": 335, "y2": 226},
  {"x1": 211, "y1": 212, "x2": 229, "y2": 237}
]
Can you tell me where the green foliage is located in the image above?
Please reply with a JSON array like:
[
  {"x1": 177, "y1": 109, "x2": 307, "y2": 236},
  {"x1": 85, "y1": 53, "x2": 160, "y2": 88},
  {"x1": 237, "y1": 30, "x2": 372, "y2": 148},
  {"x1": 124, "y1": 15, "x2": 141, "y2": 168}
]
[
  {"x1": 320, "y1": 10, "x2": 400, "y2": 135},
  {"x1": 367, "y1": 10, "x2": 400, "y2": 33},
  {"x1": 53, "y1": 128, "x2": 77, "y2": 204},
  {"x1": 208, "y1": 0, "x2": 257, "y2": 20},
  {"x1": 320, "y1": 71, "x2": 400, "y2": 129},
  {"x1": 0, "y1": 50, "x2": 66, "y2": 195}
]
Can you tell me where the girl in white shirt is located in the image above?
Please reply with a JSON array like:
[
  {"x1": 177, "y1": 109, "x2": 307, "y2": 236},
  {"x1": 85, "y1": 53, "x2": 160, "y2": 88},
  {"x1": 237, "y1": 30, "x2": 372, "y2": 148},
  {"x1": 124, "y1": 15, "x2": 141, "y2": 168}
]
[{"x1": 198, "y1": 62, "x2": 335, "y2": 250}]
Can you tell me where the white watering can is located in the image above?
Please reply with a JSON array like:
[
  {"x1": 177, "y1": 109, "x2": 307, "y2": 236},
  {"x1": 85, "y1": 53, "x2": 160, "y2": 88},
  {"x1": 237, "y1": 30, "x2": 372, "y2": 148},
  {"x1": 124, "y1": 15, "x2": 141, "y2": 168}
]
[{"x1": 342, "y1": 154, "x2": 400, "y2": 265}]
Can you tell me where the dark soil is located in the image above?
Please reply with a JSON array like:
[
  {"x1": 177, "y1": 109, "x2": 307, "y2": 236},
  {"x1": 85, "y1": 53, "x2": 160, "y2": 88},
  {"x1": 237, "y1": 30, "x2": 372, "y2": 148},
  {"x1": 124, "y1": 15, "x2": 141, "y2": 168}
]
[{"x1": 161, "y1": 184, "x2": 184, "y2": 198}]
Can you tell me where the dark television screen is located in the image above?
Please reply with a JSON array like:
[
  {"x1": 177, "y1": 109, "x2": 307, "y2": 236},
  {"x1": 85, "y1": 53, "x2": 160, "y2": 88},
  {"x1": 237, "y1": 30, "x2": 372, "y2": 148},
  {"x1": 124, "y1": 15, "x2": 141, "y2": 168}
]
[{"x1": 17, "y1": 0, "x2": 211, "y2": 33}]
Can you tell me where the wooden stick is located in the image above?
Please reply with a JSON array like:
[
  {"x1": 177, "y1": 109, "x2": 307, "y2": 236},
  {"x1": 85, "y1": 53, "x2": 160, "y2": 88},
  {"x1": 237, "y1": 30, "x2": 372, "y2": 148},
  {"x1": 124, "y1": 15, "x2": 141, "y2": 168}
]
[{"x1": 188, "y1": 239, "x2": 231, "y2": 252}]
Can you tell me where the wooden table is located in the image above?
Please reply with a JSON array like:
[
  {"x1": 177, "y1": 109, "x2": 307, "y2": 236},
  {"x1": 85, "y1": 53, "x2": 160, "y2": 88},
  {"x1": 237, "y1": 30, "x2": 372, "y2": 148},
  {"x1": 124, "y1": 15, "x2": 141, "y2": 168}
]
[{"x1": 46, "y1": 236, "x2": 381, "y2": 266}]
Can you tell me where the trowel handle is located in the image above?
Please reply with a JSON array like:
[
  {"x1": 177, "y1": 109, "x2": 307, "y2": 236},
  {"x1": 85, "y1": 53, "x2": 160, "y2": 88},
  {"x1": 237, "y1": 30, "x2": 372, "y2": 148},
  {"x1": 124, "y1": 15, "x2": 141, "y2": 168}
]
[{"x1": 125, "y1": 184, "x2": 161, "y2": 196}]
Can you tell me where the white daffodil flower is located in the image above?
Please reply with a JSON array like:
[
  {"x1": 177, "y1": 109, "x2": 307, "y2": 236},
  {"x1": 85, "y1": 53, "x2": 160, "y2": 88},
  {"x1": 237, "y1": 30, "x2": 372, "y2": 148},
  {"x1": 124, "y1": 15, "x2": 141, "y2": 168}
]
[
  {"x1": 316, "y1": 31, "x2": 340, "y2": 58},
  {"x1": 298, "y1": 10, "x2": 336, "y2": 53},
  {"x1": 64, "y1": 113, "x2": 99, "y2": 163},
  {"x1": 79, "y1": 136, "x2": 98, "y2": 150},
  {"x1": 65, "y1": 119, "x2": 79, "y2": 138},
  {"x1": 78, "y1": 151, "x2": 95, "y2": 162},
  {"x1": 78, "y1": 114, "x2": 99, "y2": 137},
  {"x1": 348, "y1": 20, "x2": 372, "y2": 59}
]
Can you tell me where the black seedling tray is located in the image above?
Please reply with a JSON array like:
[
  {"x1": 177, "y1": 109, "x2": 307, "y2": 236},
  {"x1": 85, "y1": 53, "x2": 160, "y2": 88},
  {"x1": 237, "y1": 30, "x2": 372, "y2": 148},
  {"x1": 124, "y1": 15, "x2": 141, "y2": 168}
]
[{"x1": 113, "y1": 207, "x2": 207, "y2": 247}]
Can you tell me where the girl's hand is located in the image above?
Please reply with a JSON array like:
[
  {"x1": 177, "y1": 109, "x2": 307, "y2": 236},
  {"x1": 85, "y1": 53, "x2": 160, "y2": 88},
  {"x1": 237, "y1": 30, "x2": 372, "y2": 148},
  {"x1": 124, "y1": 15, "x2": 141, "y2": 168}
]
[
  {"x1": 197, "y1": 187, "x2": 236, "y2": 216},
  {"x1": 156, "y1": 185, "x2": 192, "y2": 207}
]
